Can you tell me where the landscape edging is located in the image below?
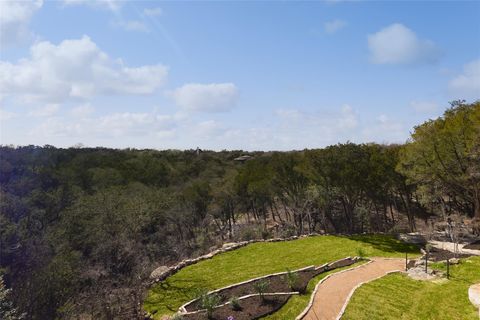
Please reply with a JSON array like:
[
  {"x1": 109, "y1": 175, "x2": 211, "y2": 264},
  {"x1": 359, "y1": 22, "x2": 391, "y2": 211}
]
[
  {"x1": 335, "y1": 269, "x2": 402, "y2": 320},
  {"x1": 180, "y1": 292, "x2": 299, "y2": 316},
  {"x1": 295, "y1": 258, "x2": 370, "y2": 320},
  {"x1": 179, "y1": 265, "x2": 316, "y2": 312}
]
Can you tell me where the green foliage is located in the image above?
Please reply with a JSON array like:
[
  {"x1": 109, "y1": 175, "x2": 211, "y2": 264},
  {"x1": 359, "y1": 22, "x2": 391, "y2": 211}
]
[
  {"x1": 2, "y1": 102, "x2": 476, "y2": 319},
  {"x1": 284, "y1": 269, "x2": 299, "y2": 291},
  {"x1": 356, "y1": 247, "x2": 367, "y2": 258},
  {"x1": 229, "y1": 296, "x2": 241, "y2": 311},
  {"x1": 0, "y1": 275, "x2": 24, "y2": 320},
  {"x1": 253, "y1": 279, "x2": 270, "y2": 300},
  {"x1": 399, "y1": 101, "x2": 480, "y2": 220},
  {"x1": 198, "y1": 293, "x2": 221, "y2": 319},
  {"x1": 145, "y1": 235, "x2": 419, "y2": 318}
]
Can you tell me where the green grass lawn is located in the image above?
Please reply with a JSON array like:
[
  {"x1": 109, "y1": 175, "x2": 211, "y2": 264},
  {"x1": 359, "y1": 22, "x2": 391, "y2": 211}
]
[
  {"x1": 144, "y1": 234, "x2": 419, "y2": 319},
  {"x1": 342, "y1": 256, "x2": 480, "y2": 320}
]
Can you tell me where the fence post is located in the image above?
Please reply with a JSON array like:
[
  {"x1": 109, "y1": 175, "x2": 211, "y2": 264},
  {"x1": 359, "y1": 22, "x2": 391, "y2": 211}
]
[
  {"x1": 405, "y1": 252, "x2": 408, "y2": 271},
  {"x1": 425, "y1": 251, "x2": 428, "y2": 274},
  {"x1": 447, "y1": 259, "x2": 450, "y2": 279}
]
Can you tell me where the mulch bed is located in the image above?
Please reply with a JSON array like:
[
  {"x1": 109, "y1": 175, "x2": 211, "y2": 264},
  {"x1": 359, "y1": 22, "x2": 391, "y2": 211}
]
[
  {"x1": 182, "y1": 295, "x2": 292, "y2": 320},
  {"x1": 184, "y1": 269, "x2": 317, "y2": 312},
  {"x1": 426, "y1": 247, "x2": 473, "y2": 262},
  {"x1": 464, "y1": 240, "x2": 480, "y2": 250},
  {"x1": 179, "y1": 258, "x2": 357, "y2": 320}
]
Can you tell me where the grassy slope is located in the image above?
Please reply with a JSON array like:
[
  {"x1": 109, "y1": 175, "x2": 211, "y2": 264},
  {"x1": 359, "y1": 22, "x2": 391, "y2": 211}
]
[
  {"x1": 144, "y1": 235, "x2": 419, "y2": 318},
  {"x1": 343, "y1": 256, "x2": 480, "y2": 320}
]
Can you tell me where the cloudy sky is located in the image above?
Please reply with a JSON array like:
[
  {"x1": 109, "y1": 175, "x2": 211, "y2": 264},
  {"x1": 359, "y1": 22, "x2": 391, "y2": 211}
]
[{"x1": 0, "y1": 0, "x2": 479, "y2": 150}]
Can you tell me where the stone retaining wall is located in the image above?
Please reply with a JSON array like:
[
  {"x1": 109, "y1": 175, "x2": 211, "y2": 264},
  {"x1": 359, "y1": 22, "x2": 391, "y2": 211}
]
[{"x1": 149, "y1": 233, "x2": 323, "y2": 285}]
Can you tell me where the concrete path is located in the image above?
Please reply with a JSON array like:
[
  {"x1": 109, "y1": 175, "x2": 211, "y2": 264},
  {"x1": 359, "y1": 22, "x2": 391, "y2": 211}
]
[
  {"x1": 301, "y1": 258, "x2": 404, "y2": 320},
  {"x1": 469, "y1": 283, "x2": 480, "y2": 318},
  {"x1": 430, "y1": 240, "x2": 480, "y2": 256}
]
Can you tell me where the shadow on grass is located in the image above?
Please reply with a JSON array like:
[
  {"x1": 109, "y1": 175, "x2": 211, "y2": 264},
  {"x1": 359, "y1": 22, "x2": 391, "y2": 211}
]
[
  {"x1": 346, "y1": 234, "x2": 420, "y2": 254},
  {"x1": 146, "y1": 277, "x2": 209, "y2": 312}
]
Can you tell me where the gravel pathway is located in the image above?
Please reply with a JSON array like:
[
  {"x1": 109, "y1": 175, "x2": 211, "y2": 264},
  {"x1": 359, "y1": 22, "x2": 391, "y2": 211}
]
[{"x1": 301, "y1": 258, "x2": 404, "y2": 320}]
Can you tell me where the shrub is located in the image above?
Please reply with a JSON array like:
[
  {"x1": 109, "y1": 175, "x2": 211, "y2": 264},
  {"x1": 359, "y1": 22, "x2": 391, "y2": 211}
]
[
  {"x1": 284, "y1": 268, "x2": 299, "y2": 291},
  {"x1": 356, "y1": 247, "x2": 366, "y2": 259},
  {"x1": 229, "y1": 296, "x2": 241, "y2": 311},
  {"x1": 261, "y1": 229, "x2": 272, "y2": 240},
  {"x1": 238, "y1": 225, "x2": 262, "y2": 241},
  {"x1": 253, "y1": 279, "x2": 270, "y2": 301},
  {"x1": 199, "y1": 293, "x2": 221, "y2": 319}
]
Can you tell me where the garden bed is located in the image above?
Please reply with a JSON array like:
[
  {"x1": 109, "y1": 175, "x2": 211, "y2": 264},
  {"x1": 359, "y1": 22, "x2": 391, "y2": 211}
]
[
  {"x1": 172, "y1": 257, "x2": 359, "y2": 320},
  {"x1": 464, "y1": 240, "x2": 480, "y2": 250},
  {"x1": 183, "y1": 268, "x2": 317, "y2": 312},
  {"x1": 426, "y1": 247, "x2": 473, "y2": 261},
  {"x1": 182, "y1": 294, "x2": 293, "y2": 320}
]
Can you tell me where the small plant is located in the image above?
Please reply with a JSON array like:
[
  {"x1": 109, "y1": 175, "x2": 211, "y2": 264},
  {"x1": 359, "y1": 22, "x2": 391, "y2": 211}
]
[
  {"x1": 253, "y1": 279, "x2": 270, "y2": 301},
  {"x1": 199, "y1": 293, "x2": 221, "y2": 319},
  {"x1": 356, "y1": 247, "x2": 366, "y2": 259},
  {"x1": 229, "y1": 296, "x2": 241, "y2": 311},
  {"x1": 284, "y1": 268, "x2": 299, "y2": 291}
]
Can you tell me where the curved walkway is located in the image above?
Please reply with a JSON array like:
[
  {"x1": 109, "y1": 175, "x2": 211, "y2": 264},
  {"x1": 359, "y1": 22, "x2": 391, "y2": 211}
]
[{"x1": 301, "y1": 258, "x2": 405, "y2": 320}]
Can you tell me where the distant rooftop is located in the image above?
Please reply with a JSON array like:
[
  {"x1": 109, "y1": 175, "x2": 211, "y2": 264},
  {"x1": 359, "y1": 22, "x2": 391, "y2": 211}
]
[{"x1": 233, "y1": 155, "x2": 253, "y2": 162}]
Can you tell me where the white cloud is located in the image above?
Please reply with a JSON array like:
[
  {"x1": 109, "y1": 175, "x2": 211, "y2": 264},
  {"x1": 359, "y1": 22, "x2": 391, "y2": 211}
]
[
  {"x1": 368, "y1": 23, "x2": 440, "y2": 65},
  {"x1": 324, "y1": 19, "x2": 347, "y2": 34},
  {"x1": 0, "y1": 36, "x2": 168, "y2": 103},
  {"x1": 338, "y1": 104, "x2": 358, "y2": 129},
  {"x1": 112, "y1": 20, "x2": 149, "y2": 32},
  {"x1": 33, "y1": 111, "x2": 176, "y2": 138},
  {"x1": 0, "y1": 0, "x2": 43, "y2": 47},
  {"x1": 28, "y1": 104, "x2": 60, "y2": 117},
  {"x1": 449, "y1": 59, "x2": 480, "y2": 99},
  {"x1": 62, "y1": 0, "x2": 123, "y2": 11},
  {"x1": 276, "y1": 105, "x2": 358, "y2": 130},
  {"x1": 0, "y1": 108, "x2": 17, "y2": 121},
  {"x1": 410, "y1": 100, "x2": 439, "y2": 113},
  {"x1": 171, "y1": 83, "x2": 238, "y2": 112},
  {"x1": 71, "y1": 104, "x2": 95, "y2": 118},
  {"x1": 268, "y1": 104, "x2": 359, "y2": 149},
  {"x1": 143, "y1": 7, "x2": 163, "y2": 17},
  {"x1": 362, "y1": 114, "x2": 404, "y2": 143},
  {"x1": 192, "y1": 120, "x2": 225, "y2": 138}
]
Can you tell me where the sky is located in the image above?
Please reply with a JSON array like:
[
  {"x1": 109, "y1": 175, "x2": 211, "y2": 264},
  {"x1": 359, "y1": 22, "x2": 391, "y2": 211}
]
[{"x1": 0, "y1": 0, "x2": 479, "y2": 151}]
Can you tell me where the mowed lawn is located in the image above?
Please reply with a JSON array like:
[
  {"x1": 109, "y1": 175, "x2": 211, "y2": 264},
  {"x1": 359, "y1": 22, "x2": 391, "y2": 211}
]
[
  {"x1": 144, "y1": 235, "x2": 419, "y2": 318},
  {"x1": 342, "y1": 256, "x2": 480, "y2": 320}
]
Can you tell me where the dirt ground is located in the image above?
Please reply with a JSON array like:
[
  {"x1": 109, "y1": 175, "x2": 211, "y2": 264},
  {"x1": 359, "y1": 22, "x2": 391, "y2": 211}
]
[{"x1": 301, "y1": 258, "x2": 404, "y2": 320}]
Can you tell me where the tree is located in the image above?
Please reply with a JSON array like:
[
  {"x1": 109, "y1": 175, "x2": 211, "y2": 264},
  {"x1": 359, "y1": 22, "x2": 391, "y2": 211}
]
[
  {"x1": 0, "y1": 275, "x2": 24, "y2": 320},
  {"x1": 399, "y1": 101, "x2": 480, "y2": 228},
  {"x1": 271, "y1": 153, "x2": 309, "y2": 234}
]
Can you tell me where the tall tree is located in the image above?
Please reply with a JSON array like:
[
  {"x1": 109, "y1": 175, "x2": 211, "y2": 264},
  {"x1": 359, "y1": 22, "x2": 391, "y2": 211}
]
[{"x1": 399, "y1": 101, "x2": 480, "y2": 226}]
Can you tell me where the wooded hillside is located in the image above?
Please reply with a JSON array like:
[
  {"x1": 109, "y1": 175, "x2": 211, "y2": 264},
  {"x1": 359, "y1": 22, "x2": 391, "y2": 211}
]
[{"x1": 0, "y1": 101, "x2": 478, "y2": 319}]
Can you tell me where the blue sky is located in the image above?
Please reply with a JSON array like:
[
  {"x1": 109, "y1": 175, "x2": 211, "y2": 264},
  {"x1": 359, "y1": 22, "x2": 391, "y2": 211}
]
[{"x1": 0, "y1": 0, "x2": 479, "y2": 150}]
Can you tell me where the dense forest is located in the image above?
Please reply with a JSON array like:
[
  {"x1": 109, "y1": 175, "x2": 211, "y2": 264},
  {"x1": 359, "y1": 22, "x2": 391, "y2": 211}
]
[{"x1": 0, "y1": 101, "x2": 479, "y2": 319}]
